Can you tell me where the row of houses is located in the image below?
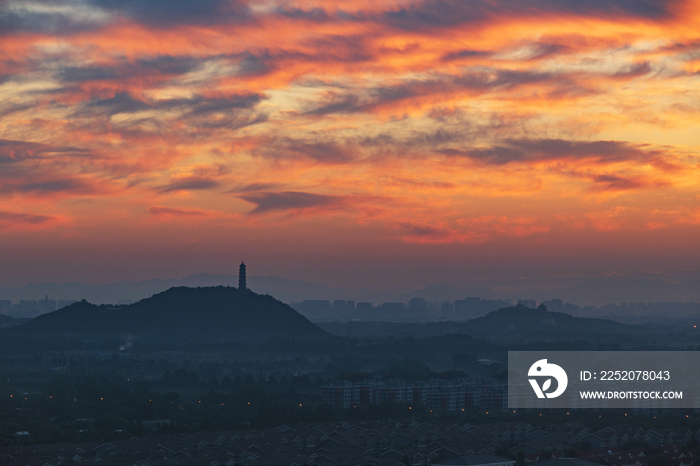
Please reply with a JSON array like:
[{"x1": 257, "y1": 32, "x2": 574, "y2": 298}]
[
  {"x1": 501, "y1": 423, "x2": 700, "y2": 454},
  {"x1": 3, "y1": 419, "x2": 700, "y2": 466}
]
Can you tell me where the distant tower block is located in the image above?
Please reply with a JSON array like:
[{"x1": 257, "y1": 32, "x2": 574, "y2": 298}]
[{"x1": 239, "y1": 262, "x2": 247, "y2": 290}]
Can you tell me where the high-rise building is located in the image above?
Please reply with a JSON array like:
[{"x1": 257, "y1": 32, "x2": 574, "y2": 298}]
[
  {"x1": 332, "y1": 300, "x2": 346, "y2": 313},
  {"x1": 39, "y1": 295, "x2": 57, "y2": 313},
  {"x1": 239, "y1": 262, "x2": 247, "y2": 290},
  {"x1": 517, "y1": 299, "x2": 536, "y2": 309}
]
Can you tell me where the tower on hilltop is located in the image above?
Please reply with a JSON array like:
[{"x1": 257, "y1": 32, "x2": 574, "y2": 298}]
[{"x1": 239, "y1": 262, "x2": 247, "y2": 291}]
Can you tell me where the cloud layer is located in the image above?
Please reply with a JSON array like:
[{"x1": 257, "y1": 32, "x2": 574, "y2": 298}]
[{"x1": 0, "y1": 0, "x2": 699, "y2": 284}]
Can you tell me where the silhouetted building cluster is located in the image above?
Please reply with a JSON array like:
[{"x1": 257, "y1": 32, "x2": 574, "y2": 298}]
[
  {"x1": 0, "y1": 296, "x2": 76, "y2": 319},
  {"x1": 450, "y1": 298, "x2": 512, "y2": 320},
  {"x1": 583, "y1": 301, "x2": 700, "y2": 323},
  {"x1": 289, "y1": 293, "x2": 700, "y2": 325},
  {"x1": 291, "y1": 296, "x2": 513, "y2": 322},
  {"x1": 321, "y1": 378, "x2": 508, "y2": 411},
  {"x1": 517, "y1": 299, "x2": 536, "y2": 308}
]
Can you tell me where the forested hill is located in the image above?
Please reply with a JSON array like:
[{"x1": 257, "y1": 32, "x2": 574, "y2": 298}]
[{"x1": 3, "y1": 286, "x2": 329, "y2": 343}]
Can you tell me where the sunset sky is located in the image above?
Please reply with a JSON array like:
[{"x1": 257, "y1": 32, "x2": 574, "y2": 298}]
[{"x1": 1, "y1": 0, "x2": 699, "y2": 293}]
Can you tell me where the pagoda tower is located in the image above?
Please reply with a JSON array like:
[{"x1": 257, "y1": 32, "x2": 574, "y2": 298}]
[{"x1": 238, "y1": 262, "x2": 247, "y2": 290}]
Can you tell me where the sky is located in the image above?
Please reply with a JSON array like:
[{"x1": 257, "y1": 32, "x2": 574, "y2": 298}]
[{"x1": 0, "y1": 0, "x2": 699, "y2": 294}]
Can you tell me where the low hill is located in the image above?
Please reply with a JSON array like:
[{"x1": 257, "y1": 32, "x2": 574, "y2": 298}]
[
  {"x1": 4, "y1": 286, "x2": 329, "y2": 345},
  {"x1": 464, "y1": 305, "x2": 633, "y2": 338},
  {"x1": 320, "y1": 305, "x2": 670, "y2": 346}
]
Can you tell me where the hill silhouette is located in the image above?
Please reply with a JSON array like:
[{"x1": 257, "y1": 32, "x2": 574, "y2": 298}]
[
  {"x1": 0, "y1": 313, "x2": 16, "y2": 328},
  {"x1": 4, "y1": 286, "x2": 328, "y2": 344},
  {"x1": 468, "y1": 304, "x2": 628, "y2": 331},
  {"x1": 320, "y1": 305, "x2": 655, "y2": 345},
  {"x1": 460, "y1": 304, "x2": 646, "y2": 342}
]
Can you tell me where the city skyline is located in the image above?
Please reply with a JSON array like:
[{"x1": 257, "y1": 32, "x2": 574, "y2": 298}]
[
  {"x1": 0, "y1": 0, "x2": 699, "y2": 291},
  {"x1": 2, "y1": 268, "x2": 700, "y2": 316}
]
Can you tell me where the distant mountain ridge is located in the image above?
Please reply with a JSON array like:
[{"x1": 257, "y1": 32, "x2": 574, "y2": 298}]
[
  {"x1": 3, "y1": 286, "x2": 329, "y2": 344},
  {"x1": 320, "y1": 305, "x2": 671, "y2": 345}
]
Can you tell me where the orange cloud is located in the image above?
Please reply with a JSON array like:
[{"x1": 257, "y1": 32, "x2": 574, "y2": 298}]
[
  {"x1": 0, "y1": 211, "x2": 63, "y2": 232},
  {"x1": 395, "y1": 220, "x2": 490, "y2": 244},
  {"x1": 147, "y1": 206, "x2": 214, "y2": 217}
]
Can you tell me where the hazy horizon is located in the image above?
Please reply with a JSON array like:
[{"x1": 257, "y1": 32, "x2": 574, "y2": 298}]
[{"x1": 2, "y1": 267, "x2": 700, "y2": 309}]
